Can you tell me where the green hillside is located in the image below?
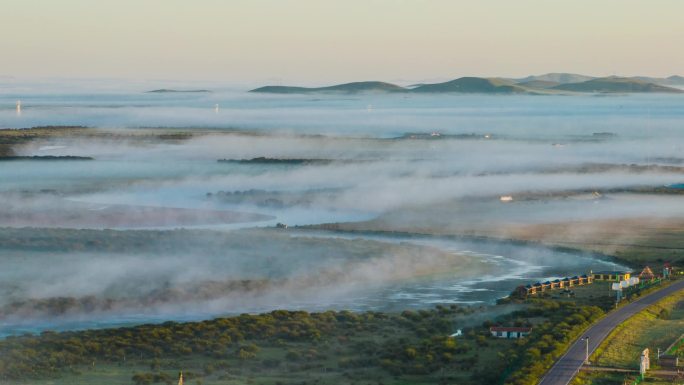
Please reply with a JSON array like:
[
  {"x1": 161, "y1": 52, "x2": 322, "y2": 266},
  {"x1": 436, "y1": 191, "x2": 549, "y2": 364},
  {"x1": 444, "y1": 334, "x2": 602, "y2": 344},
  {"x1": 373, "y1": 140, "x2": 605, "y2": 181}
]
[
  {"x1": 633, "y1": 75, "x2": 684, "y2": 87},
  {"x1": 250, "y1": 81, "x2": 407, "y2": 94},
  {"x1": 146, "y1": 89, "x2": 211, "y2": 93},
  {"x1": 515, "y1": 73, "x2": 594, "y2": 84},
  {"x1": 552, "y1": 76, "x2": 683, "y2": 93},
  {"x1": 667, "y1": 75, "x2": 684, "y2": 85},
  {"x1": 516, "y1": 80, "x2": 561, "y2": 89},
  {"x1": 249, "y1": 75, "x2": 684, "y2": 95},
  {"x1": 410, "y1": 77, "x2": 527, "y2": 93}
]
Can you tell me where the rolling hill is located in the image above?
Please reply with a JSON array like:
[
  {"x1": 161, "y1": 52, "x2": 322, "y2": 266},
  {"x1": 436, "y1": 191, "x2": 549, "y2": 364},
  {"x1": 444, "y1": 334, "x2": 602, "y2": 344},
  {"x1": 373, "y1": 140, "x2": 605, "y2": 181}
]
[
  {"x1": 250, "y1": 81, "x2": 407, "y2": 94},
  {"x1": 146, "y1": 89, "x2": 211, "y2": 93},
  {"x1": 667, "y1": 75, "x2": 684, "y2": 85},
  {"x1": 633, "y1": 75, "x2": 684, "y2": 87},
  {"x1": 552, "y1": 76, "x2": 683, "y2": 93},
  {"x1": 515, "y1": 73, "x2": 595, "y2": 84},
  {"x1": 516, "y1": 80, "x2": 562, "y2": 89},
  {"x1": 410, "y1": 77, "x2": 527, "y2": 93},
  {"x1": 250, "y1": 75, "x2": 684, "y2": 95}
]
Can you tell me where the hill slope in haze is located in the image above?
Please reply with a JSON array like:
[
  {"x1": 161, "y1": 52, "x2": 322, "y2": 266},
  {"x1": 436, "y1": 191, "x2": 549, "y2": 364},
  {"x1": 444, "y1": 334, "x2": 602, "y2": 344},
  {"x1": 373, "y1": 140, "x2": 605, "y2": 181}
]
[
  {"x1": 633, "y1": 75, "x2": 684, "y2": 87},
  {"x1": 251, "y1": 75, "x2": 684, "y2": 95},
  {"x1": 250, "y1": 81, "x2": 407, "y2": 94},
  {"x1": 516, "y1": 80, "x2": 562, "y2": 89},
  {"x1": 146, "y1": 89, "x2": 211, "y2": 93},
  {"x1": 667, "y1": 75, "x2": 684, "y2": 85},
  {"x1": 251, "y1": 78, "x2": 529, "y2": 94},
  {"x1": 410, "y1": 77, "x2": 527, "y2": 93},
  {"x1": 552, "y1": 77, "x2": 683, "y2": 93},
  {"x1": 516, "y1": 73, "x2": 595, "y2": 84}
]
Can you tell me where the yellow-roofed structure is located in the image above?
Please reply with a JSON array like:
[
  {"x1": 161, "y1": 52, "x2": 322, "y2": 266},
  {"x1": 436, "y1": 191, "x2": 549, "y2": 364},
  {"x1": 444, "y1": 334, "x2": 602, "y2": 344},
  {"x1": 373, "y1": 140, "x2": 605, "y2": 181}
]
[
  {"x1": 591, "y1": 271, "x2": 630, "y2": 282},
  {"x1": 639, "y1": 266, "x2": 655, "y2": 281}
]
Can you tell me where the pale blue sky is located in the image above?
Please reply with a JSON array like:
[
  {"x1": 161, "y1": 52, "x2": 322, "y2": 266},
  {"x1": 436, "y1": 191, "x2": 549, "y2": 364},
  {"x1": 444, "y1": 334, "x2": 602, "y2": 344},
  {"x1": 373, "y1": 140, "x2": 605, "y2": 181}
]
[{"x1": 1, "y1": 0, "x2": 683, "y2": 84}]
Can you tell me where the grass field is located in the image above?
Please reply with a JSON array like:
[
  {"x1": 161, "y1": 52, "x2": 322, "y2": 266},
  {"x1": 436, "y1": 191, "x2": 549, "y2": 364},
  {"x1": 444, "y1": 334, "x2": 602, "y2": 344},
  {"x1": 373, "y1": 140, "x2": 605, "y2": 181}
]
[
  {"x1": 0, "y1": 126, "x2": 197, "y2": 156},
  {"x1": 573, "y1": 372, "x2": 679, "y2": 385},
  {"x1": 496, "y1": 218, "x2": 684, "y2": 267},
  {"x1": 552, "y1": 282, "x2": 618, "y2": 311},
  {"x1": 316, "y1": 197, "x2": 684, "y2": 268},
  {"x1": 329, "y1": 216, "x2": 684, "y2": 268},
  {"x1": 569, "y1": 284, "x2": 684, "y2": 385},
  {"x1": 591, "y1": 288, "x2": 684, "y2": 369}
]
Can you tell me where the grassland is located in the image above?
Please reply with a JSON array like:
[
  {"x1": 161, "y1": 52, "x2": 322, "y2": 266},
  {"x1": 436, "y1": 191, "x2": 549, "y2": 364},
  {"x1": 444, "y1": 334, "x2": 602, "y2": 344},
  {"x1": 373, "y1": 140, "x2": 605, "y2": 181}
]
[
  {"x1": 592, "y1": 288, "x2": 684, "y2": 368},
  {"x1": 0, "y1": 126, "x2": 198, "y2": 157},
  {"x1": 570, "y1": 284, "x2": 684, "y2": 385},
  {"x1": 315, "y1": 199, "x2": 684, "y2": 268},
  {"x1": 573, "y1": 372, "x2": 675, "y2": 385},
  {"x1": 483, "y1": 218, "x2": 684, "y2": 267},
  {"x1": 538, "y1": 281, "x2": 618, "y2": 312}
]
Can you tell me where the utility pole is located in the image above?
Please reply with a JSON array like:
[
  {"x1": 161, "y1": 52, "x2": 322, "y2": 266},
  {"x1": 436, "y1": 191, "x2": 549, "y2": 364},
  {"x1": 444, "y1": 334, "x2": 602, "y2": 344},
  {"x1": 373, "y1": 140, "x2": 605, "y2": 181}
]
[{"x1": 582, "y1": 336, "x2": 590, "y2": 365}]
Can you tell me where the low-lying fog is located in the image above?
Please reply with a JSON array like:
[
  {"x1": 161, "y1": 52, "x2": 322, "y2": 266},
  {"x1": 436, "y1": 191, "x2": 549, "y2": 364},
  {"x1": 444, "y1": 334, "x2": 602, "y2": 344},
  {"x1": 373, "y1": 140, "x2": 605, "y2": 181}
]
[
  {"x1": 2, "y1": 83, "x2": 684, "y2": 138},
  {"x1": 1, "y1": 83, "x2": 683, "y2": 335},
  {"x1": 4, "y1": 132, "x2": 684, "y2": 227},
  {"x1": 0, "y1": 228, "x2": 623, "y2": 336}
]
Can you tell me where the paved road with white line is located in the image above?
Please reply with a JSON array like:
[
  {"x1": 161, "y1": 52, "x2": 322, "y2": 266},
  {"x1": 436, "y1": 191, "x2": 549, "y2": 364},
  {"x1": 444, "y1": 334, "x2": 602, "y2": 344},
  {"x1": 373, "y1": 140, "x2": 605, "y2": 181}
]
[{"x1": 538, "y1": 279, "x2": 684, "y2": 385}]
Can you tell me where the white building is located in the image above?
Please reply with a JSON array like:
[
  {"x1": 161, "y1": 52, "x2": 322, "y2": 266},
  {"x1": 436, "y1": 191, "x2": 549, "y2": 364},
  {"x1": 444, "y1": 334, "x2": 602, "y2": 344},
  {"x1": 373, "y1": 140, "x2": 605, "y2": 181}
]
[{"x1": 489, "y1": 326, "x2": 532, "y2": 339}]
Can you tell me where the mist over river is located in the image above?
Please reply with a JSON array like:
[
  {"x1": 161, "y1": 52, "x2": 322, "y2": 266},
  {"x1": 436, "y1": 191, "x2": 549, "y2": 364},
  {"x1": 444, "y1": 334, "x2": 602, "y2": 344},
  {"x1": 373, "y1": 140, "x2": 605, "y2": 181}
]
[
  {"x1": 0, "y1": 82, "x2": 681, "y2": 336},
  {"x1": 0, "y1": 231, "x2": 625, "y2": 337}
]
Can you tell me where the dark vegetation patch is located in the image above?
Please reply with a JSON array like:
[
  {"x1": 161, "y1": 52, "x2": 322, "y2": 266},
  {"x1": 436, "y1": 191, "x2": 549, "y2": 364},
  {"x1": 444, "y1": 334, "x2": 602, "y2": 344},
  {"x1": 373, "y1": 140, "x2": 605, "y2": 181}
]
[
  {"x1": 218, "y1": 157, "x2": 335, "y2": 165},
  {"x1": 0, "y1": 156, "x2": 93, "y2": 161},
  {"x1": 0, "y1": 301, "x2": 603, "y2": 385}
]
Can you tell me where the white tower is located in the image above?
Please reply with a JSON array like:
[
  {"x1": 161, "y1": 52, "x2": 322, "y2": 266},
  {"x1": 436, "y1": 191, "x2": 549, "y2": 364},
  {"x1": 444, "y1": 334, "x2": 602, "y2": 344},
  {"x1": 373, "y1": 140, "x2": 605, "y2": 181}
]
[
  {"x1": 16, "y1": 100, "x2": 22, "y2": 116},
  {"x1": 214, "y1": 104, "x2": 219, "y2": 114}
]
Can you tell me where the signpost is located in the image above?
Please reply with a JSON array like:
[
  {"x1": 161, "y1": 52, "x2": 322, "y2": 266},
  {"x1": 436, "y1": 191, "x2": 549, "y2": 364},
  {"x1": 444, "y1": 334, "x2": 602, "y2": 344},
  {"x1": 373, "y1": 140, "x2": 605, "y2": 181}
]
[
  {"x1": 612, "y1": 282, "x2": 622, "y2": 303},
  {"x1": 639, "y1": 348, "x2": 650, "y2": 379},
  {"x1": 582, "y1": 336, "x2": 590, "y2": 365}
]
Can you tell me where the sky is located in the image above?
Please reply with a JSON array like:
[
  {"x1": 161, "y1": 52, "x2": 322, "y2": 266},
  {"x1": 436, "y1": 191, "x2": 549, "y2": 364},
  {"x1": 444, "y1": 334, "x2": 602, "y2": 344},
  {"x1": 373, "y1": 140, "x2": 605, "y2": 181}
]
[{"x1": 1, "y1": 0, "x2": 683, "y2": 85}]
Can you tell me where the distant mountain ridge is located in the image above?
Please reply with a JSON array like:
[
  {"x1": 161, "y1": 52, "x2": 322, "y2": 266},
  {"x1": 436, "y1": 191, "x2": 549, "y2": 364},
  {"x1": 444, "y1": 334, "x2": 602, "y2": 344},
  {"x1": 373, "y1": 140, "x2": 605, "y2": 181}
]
[
  {"x1": 516, "y1": 80, "x2": 561, "y2": 89},
  {"x1": 552, "y1": 76, "x2": 683, "y2": 93},
  {"x1": 146, "y1": 89, "x2": 211, "y2": 93},
  {"x1": 251, "y1": 73, "x2": 684, "y2": 95},
  {"x1": 516, "y1": 73, "x2": 595, "y2": 84},
  {"x1": 633, "y1": 75, "x2": 684, "y2": 86},
  {"x1": 250, "y1": 81, "x2": 406, "y2": 94},
  {"x1": 410, "y1": 77, "x2": 526, "y2": 93},
  {"x1": 668, "y1": 75, "x2": 684, "y2": 84}
]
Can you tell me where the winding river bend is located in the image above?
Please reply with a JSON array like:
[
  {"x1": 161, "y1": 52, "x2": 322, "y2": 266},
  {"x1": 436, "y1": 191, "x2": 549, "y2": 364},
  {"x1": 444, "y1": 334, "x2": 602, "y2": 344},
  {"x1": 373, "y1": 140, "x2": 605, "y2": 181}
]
[{"x1": 0, "y1": 230, "x2": 625, "y2": 338}]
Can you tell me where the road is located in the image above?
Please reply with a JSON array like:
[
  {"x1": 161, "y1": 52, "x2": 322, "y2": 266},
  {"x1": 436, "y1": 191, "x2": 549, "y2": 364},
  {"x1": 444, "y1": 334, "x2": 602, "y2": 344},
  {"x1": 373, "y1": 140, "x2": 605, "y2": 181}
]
[{"x1": 538, "y1": 279, "x2": 684, "y2": 385}]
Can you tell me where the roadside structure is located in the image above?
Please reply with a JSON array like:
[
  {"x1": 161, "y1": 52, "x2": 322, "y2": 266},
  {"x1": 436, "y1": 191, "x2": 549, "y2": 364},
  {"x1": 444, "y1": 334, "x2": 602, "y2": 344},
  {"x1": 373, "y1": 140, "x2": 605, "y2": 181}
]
[
  {"x1": 639, "y1": 266, "x2": 655, "y2": 281},
  {"x1": 489, "y1": 326, "x2": 532, "y2": 339},
  {"x1": 517, "y1": 274, "x2": 593, "y2": 297},
  {"x1": 591, "y1": 271, "x2": 631, "y2": 282},
  {"x1": 514, "y1": 264, "x2": 674, "y2": 300},
  {"x1": 640, "y1": 348, "x2": 650, "y2": 379}
]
